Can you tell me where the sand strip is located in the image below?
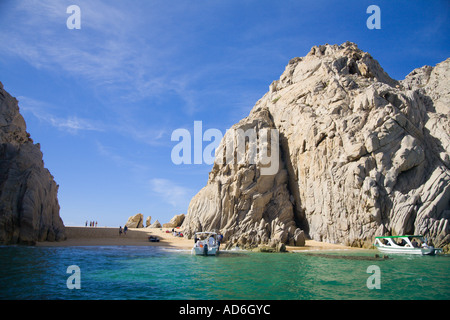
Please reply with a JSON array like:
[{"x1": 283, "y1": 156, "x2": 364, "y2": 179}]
[
  {"x1": 36, "y1": 226, "x2": 193, "y2": 250},
  {"x1": 287, "y1": 240, "x2": 358, "y2": 252},
  {"x1": 36, "y1": 226, "x2": 358, "y2": 252}
]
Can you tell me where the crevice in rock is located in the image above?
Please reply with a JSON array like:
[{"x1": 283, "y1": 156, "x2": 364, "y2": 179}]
[{"x1": 278, "y1": 130, "x2": 309, "y2": 236}]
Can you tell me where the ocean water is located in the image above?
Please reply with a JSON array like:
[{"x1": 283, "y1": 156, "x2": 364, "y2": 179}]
[{"x1": 0, "y1": 245, "x2": 448, "y2": 300}]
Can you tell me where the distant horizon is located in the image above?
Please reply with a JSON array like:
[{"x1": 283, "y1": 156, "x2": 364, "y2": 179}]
[{"x1": 0, "y1": 0, "x2": 448, "y2": 228}]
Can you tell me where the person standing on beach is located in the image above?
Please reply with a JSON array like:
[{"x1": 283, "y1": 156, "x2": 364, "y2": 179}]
[
  {"x1": 217, "y1": 233, "x2": 223, "y2": 250},
  {"x1": 124, "y1": 225, "x2": 128, "y2": 235},
  {"x1": 119, "y1": 226, "x2": 123, "y2": 236}
]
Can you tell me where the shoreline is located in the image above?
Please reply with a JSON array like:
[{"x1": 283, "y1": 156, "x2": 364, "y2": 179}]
[
  {"x1": 36, "y1": 226, "x2": 360, "y2": 252},
  {"x1": 287, "y1": 240, "x2": 360, "y2": 252},
  {"x1": 36, "y1": 226, "x2": 194, "y2": 250}
]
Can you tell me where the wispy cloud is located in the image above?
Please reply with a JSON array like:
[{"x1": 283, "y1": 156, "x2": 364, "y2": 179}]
[
  {"x1": 96, "y1": 141, "x2": 149, "y2": 173},
  {"x1": 0, "y1": 0, "x2": 291, "y2": 139},
  {"x1": 18, "y1": 96, "x2": 104, "y2": 133},
  {"x1": 116, "y1": 123, "x2": 168, "y2": 147},
  {"x1": 149, "y1": 178, "x2": 194, "y2": 209},
  {"x1": 0, "y1": 0, "x2": 277, "y2": 122},
  {"x1": 0, "y1": 1, "x2": 194, "y2": 104},
  {"x1": 18, "y1": 95, "x2": 173, "y2": 147},
  {"x1": 49, "y1": 116, "x2": 103, "y2": 132}
]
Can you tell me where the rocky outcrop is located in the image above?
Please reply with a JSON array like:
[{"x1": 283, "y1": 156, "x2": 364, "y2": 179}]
[
  {"x1": 125, "y1": 213, "x2": 144, "y2": 228},
  {"x1": 162, "y1": 213, "x2": 185, "y2": 228},
  {"x1": 182, "y1": 42, "x2": 450, "y2": 249},
  {"x1": 145, "y1": 216, "x2": 152, "y2": 227},
  {"x1": 183, "y1": 108, "x2": 305, "y2": 248},
  {"x1": 0, "y1": 82, "x2": 65, "y2": 244},
  {"x1": 149, "y1": 220, "x2": 161, "y2": 228}
]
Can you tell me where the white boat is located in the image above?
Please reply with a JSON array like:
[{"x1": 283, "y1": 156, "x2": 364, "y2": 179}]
[
  {"x1": 191, "y1": 231, "x2": 220, "y2": 256},
  {"x1": 374, "y1": 235, "x2": 442, "y2": 256}
]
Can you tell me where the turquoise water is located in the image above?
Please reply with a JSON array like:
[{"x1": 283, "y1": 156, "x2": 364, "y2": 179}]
[{"x1": 0, "y1": 246, "x2": 448, "y2": 300}]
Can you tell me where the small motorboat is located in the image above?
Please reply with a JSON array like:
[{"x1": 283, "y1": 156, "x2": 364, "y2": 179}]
[
  {"x1": 191, "y1": 231, "x2": 219, "y2": 256},
  {"x1": 374, "y1": 235, "x2": 442, "y2": 256}
]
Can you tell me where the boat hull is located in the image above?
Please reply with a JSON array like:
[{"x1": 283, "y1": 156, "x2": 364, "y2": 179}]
[
  {"x1": 375, "y1": 246, "x2": 422, "y2": 255},
  {"x1": 191, "y1": 246, "x2": 218, "y2": 256},
  {"x1": 420, "y1": 247, "x2": 442, "y2": 256},
  {"x1": 375, "y1": 246, "x2": 441, "y2": 256},
  {"x1": 191, "y1": 231, "x2": 220, "y2": 256}
]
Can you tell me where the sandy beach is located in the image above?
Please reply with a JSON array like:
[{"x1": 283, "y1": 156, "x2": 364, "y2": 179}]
[
  {"x1": 286, "y1": 241, "x2": 357, "y2": 252},
  {"x1": 36, "y1": 226, "x2": 357, "y2": 251},
  {"x1": 36, "y1": 226, "x2": 194, "y2": 250}
]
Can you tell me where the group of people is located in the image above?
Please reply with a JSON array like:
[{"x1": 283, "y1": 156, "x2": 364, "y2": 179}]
[
  {"x1": 411, "y1": 238, "x2": 434, "y2": 249},
  {"x1": 171, "y1": 228, "x2": 184, "y2": 237},
  {"x1": 194, "y1": 233, "x2": 224, "y2": 249},
  {"x1": 86, "y1": 221, "x2": 98, "y2": 227},
  {"x1": 118, "y1": 225, "x2": 128, "y2": 236},
  {"x1": 382, "y1": 237, "x2": 434, "y2": 248}
]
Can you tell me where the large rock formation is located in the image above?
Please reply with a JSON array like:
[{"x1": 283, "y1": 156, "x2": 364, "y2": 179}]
[
  {"x1": 163, "y1": 213, "x2": 185, "y2": 228},
  {"x1": 183, "y1": 108, "x2": 305, "y2": 248},
  {"x1": 182, "y1": 42, "x2": 450, "y2": 249},
  {"x1": 0, "y1": 82, "x2": 65, "y2": 244},
  {"x1": 125, "y1": 213, "x2": 144, "y2": 228},
  {"x1": 149, "y1": 220, "x2": 161, "y2": 228}
]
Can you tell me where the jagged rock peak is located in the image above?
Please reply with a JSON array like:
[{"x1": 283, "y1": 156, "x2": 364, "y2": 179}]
[
  {"x1": 0, "y1": 82, "x2": 65, "y2": 245},
  {"x1": 269, "y1": 41, "x2": 398, "y2": 96}
]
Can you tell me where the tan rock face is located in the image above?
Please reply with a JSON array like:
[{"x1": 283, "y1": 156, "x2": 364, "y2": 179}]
[
  {"x1": 162, "y1": 213, "x2": 185, "y2": 228},
  {"x1": 182, "y1": 42, "x2": 450, "y2": 249},
  {"x1": 125, "y1": 213, "x2": 144, "y2": 228},
  {"x1": 182, "y1": 108, "x2": 304, "y2": 248},
  {"x1": 145, "y1": 216, "x2": 152, "y2": 227},
  {"x1": 149, "y1": 220, "x2": 161, "y2": 228},
  {"x1": 0, "y1": 82, "x2": 65, "y2": 244}
]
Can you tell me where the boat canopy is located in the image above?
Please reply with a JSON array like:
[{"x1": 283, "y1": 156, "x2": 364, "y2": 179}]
[
  {"x1": 195, "y1": 231, "x2": 217, "y2": 235},
  {"x1": 375, "y1": 235, "x2": 423, "y2": 239}
]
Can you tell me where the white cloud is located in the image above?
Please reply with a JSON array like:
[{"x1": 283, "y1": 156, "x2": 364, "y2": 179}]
[
  {"x1": 49, "y1": 115, "x2": 102, "y2": 132},
  {"x1": 1, "y1": 0, "x2": 274, "y2": 122},
  {"x1": 1, "y1": 0, "x2": 279, "y2": 141},
  {"x1": 0, "y1": 1, "x2": 188, "y2": 102},
  {"x1": 149, "y1": 178, "x2": 194, "y2": 209},
  {"x1": 18, "y1": 94, "x2": 173, "y2": 147},
  {"x1": 18, "y1": 96, "x2": 104, "y2": 133}
]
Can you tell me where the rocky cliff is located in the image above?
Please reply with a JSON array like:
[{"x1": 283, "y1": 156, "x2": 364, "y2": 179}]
[
  {"x1": 0, "y1": 82, "x2": 65, "y2": 245},
  {"x1": 182, "y1": 42, "x2": 450, "y2": 249}
]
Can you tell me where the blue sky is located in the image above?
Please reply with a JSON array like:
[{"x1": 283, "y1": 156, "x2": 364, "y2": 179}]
[{"x1": 0, "y1": 0, "x2": 448, "y2": 227}]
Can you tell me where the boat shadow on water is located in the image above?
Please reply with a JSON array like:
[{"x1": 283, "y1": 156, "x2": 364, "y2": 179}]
[
  {"x1": 303, "y1": 252, "x2": 449, "y2": 261},
  {"x1": 303, "y1": 253, "x2": 392, "y2": 261},
  {"x1": 192, "y1": 250, "x2": 250, "y2": 258}
]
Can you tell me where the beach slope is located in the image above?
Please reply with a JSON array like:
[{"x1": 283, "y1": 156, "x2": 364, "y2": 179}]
[{"x1": 37, "y1": 226, "x2": 356, "y2": 252}]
